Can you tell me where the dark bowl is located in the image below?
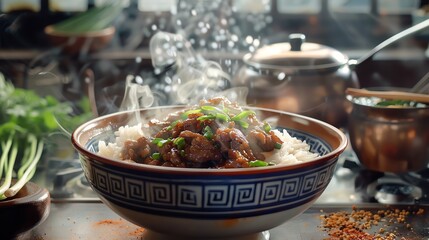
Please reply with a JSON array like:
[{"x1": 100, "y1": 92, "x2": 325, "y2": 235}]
[
  {"x1": 44, "y1": 25, "x2": 115, "y2": 55},
  {"x1": 0, "y1": 180, "x2": 51, "y2": 239}
]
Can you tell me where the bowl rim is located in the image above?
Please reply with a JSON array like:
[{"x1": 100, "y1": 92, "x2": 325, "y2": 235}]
[
  {"x1": 346, "y1": 87, "x2": 429, "y2": 110},
  {"x1": 71, "y1": 105, "x2": 347, "y2": 175}
]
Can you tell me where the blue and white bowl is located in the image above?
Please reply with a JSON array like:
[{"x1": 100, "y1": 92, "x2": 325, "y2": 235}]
[{"x1": 71, "y1": 106, "x2": 347, "y2": 239}]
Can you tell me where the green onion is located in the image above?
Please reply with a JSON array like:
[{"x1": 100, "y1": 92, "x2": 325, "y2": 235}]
[
  {"x1": 263, "y1": 122, "x2": 271, "y2": 133},
  {"x1": 151, "y1": 138, "x2": 170, "y2": 147},
  {"x1": 201, "y1": 106, "x2": 230, "y2": 120},
  {"x1": 152, "y1": 152, "x2": 161, "y2": 160},
  {"x1": 215, "y1": 113, "x2": 230, "y2": 122},
  {"x1": 181, "y1": 109, "x2": 201, "y2": 119},
  {"x1": 249, "y1": 160, "x2": 269, "y2": 167},
  {"x1": 197, "y1": 115, "x2": 216, "y2": 121},
  {"x1": 166, "y1": 120, "x2": 179, "y2": 131},
  {"x1": 231, "y1": 110, "x2": 255, "y2": 121},
  {"x1": 0, "y1": 73, "x2": 86, "y2": 200},
  {"x1": 236, "y1": 120, "x2": 249, "y2": 129},
  {"x1": 200, "y1": 105, "x2": 217, "y2": 112},
  {"x1": 274, "y1": 142, "x2": 282, "y2": 149},
  {"x1": 375, "y1": 99, "x2": 412, "y2": 107},
  {"x1": 173, "y1": 137, "x2": 186, "y2": 150},
  {"x1": 203, "y1": 126, "x2": 214, "y2": 140}
]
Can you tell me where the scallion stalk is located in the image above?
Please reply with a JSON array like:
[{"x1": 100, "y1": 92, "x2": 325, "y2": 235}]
[{"x1": 0, "y1": 140, "x2": 18, "y2": 197}]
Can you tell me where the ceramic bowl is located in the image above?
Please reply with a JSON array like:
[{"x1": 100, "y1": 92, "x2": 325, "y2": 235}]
[
  {"x1": 71, "y1": 106, "x2": 347, "y2": 239},
  {"x1": 0, "y1": 180, "x2": 50, "y2": 239},
  {"x1": 347, "y1": 89, "x2": 429, "y2": 173},
  {"x1": 44, "y1": 25, "x2": 115, "y2": 55}
]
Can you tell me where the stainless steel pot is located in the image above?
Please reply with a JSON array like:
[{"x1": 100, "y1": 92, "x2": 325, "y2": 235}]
[
  {"x1": 347, "y1": 88, "x2": 429, "y2": 173},
  {"x1": 233, "y1": 19, "x2": 429, "y2": 127}
]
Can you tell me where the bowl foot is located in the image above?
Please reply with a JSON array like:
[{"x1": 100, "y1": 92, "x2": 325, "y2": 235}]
[{"x1": 141, "y1": 230, "x2": 270, "y2": 240}]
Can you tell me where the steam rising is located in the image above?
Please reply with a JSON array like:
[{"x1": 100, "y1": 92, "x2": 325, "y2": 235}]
[{"x1": 120, "y1": 31, "x2": 247, "y2": 112}]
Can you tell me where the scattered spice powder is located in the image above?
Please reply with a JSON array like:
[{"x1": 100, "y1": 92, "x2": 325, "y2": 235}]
[
  {"x1": 95, "y1": 219, "x2": 124, "y2": 225},
  {"x1": 319, "y1": 205, "x2": 425, "y2": 240},
  {"x1": 94, "y1": 218, "x2": 146, "y2": 238}
]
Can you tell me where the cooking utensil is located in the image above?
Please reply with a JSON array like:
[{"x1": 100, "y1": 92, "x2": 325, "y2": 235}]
[
  {"x1": 345, "y1": 88, "x2": 429, "y2": 103},
  {"x1": 347, "y1": 87, "x2": 429, "y2": 173},
  {"x1": 411, "y1": 72, "x2": 429, "y2": 94},
  {"x1": 233, "y1": 19, "x2": 429, "y2": 127}
]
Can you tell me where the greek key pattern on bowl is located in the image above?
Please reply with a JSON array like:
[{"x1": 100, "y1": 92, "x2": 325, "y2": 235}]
[
  {"x1": 81, "y1": 128, "x2": 335, "y2": 218},
  {"x1": 81, "y1": 158, "x2": 336, "y2": 218}
]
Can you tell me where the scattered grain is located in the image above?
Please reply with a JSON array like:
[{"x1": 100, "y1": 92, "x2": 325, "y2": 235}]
[{"x1": 319, "y1": 206, "x2": 424, "y2": 240}]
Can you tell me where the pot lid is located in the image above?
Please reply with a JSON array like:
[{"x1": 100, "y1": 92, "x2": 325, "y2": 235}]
[{"x1": 244, "y1": 33, "x2": 349, "y2": 71}]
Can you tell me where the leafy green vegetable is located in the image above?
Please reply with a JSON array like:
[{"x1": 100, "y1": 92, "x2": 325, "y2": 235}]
[
  {"x1": 51, "y1": 2, "x2": 122, "y2": 34},
  {"x1": 375, "y1": 99, "x2": 414, "y2": 107},
  {"x1": 0, "y1": 73, "x2": 87, "y2": 200}
]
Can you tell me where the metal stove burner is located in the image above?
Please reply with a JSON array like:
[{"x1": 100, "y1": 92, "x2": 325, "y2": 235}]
[
  {"x1": 342, "y1": 158, "x2": 427, "y2": 204},
  {"x1": 374, "y1": 182, "x2": 419, "y2": 204}
]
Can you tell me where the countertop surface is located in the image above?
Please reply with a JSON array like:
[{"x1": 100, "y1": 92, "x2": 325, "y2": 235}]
[{"x1": 24, "y1": 200, "x2": 429, "y2": 240}]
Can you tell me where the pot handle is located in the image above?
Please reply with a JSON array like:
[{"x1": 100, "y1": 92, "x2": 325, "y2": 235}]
[{"x1": 353, "y1": 18, "x2": 429, "y2": 66}]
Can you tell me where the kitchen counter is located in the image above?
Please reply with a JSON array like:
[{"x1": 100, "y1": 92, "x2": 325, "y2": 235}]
[{"x1": 25, "y1": 200, "x2": 429, "y2": 240}]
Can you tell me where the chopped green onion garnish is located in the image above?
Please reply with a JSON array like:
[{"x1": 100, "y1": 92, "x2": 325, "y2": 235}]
[
  {"x1": 203, "y1": 126, "x2": 213, "y2": 140},
  {"x1": 249, "y1": 160, "x2": 269, "y2": 167},
  {"x1": 274, "y1": 142, "x2": 282, "y2": 149},
  {"x1": 263, "y1": 122, "x2": 271, "y2": 133},
  {"x1": 166, "y1": 120, "x2": 179, "y2": 131},
  {"x1": 181, "y1": 109, "x2": 201, "y2": 119},
  {"x1": 200, "y1": 105, "x2": 217, "y2": 111},
  {"x1": 231, "y1": 110, "x2": 255, "y2": 121},
  {"x1": 215, "y1": 113, "x2": 230, "y2": 122},
  {"x1": 200, "y1": 105, "x2": 229, "y2": 119},
  {"x1": 197, "y1": 115, "x2": 216, "y2": 121},
  {"x1": 152, "y1": 152, "x2": 161, "y2": 160},
  {"x1": 173, "y1": 137, "x2": 186, "y2": 150},
  {"x1": 180, "y1": 150, "x2": 185, "y2": 157},
  {"x1": 236, "y1": 120, "x2": 249, "y2": 129},
  {"x1": 151, "y1": 138, "x2": 170, "y2": 147}
]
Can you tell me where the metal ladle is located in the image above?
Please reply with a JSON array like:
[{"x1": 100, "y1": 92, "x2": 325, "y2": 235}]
[{"x1": 411, "y1": 72, "x2": 429, "y2": 94}]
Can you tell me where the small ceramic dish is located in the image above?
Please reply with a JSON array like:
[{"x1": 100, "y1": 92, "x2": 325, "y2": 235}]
[
  {"x1": 0, "y1": 180, "x2": 51, "y2": 239},
  {"x1": 44, "y1": 25, "x2": 115, "y2": 55}
]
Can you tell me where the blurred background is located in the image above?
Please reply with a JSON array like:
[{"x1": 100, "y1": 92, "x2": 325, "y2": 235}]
[
  {"x1": 1, "y1": 0, "x2": 429, "y2": 116},
  {"x1": 1, "y1": 0, "x2": 429, "y2": 204}
]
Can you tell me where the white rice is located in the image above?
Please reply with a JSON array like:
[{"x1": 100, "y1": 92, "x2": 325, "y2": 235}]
[
  {"x1": 98, "y1": 123, "x2": 145, "y2": 160},
  {"x1": 263, "y1": 129, "x2": 318, "y2": 165},
  {"x1": 97, "y1": 125, "x2": 318, "y2": 166}
]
